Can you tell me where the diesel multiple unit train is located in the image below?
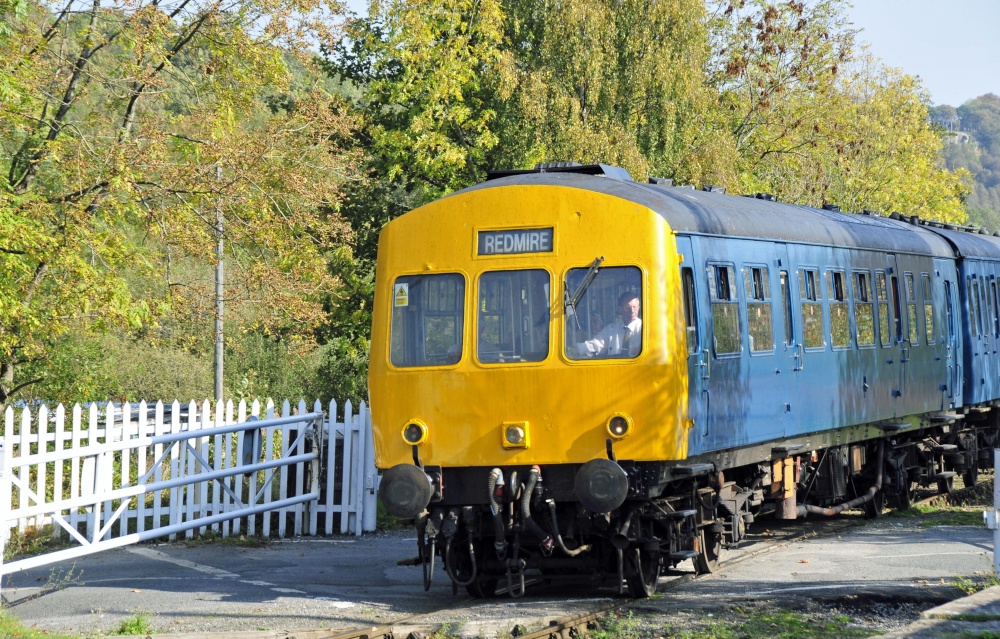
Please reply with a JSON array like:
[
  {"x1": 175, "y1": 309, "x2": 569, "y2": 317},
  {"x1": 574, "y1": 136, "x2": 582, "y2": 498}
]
[{"x1": 369, "y1": 163, "x2": 1000, "y2": 598}]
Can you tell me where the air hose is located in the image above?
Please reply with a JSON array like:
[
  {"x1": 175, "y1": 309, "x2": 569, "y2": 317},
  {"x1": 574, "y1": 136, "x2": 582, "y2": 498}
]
[{"x1": 487, "y1": 468, "x2": 507, "y2": 558}]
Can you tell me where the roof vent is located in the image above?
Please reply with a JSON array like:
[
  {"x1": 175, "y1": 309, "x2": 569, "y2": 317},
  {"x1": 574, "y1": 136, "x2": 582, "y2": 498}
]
[
  {"x1": 648, "y1": 177, "x2": 673, "y2": 186},
  {"x1": 889, "y1": 212, "x2": 902, "y2": 220},
  {"x1": 487, "y1": 163, "x2": 633, "y2": 182},
  {"x1": 703, "y1": 185, "x2": 726, "y2": 194},
  {"x1": 755, "y1": 193, "x2": 776, "y2": 201},
  {"x1": 535, "y1": 161, "x2": 582, "y2": 170},
  {"x1": 822, "y1": 204, "x2": 841, "y2": 212}
]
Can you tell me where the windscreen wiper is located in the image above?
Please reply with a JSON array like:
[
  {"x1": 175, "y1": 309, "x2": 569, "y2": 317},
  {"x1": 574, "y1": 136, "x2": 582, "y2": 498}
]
[{"x1": 564, "y1": 256, "x2": 604, "y2": 328}]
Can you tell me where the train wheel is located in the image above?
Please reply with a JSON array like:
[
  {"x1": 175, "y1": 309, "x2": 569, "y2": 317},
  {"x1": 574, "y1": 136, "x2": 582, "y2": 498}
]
[
  {"x1": 693, "y1": 528, "x2": 722, "y2": 575},
  {"x1": 624, "y1": 545, "x2": 660, "y2": 598},
  {"x1": 466, "y1": 575, "x2": 499, "y2": 598}
]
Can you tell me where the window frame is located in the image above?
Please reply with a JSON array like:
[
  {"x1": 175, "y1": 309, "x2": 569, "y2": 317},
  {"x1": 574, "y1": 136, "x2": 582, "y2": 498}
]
[
  {"x1": 853, "y1": 269, "x2": 876, "y2": 349},
  {"x1": 388, "y1": 271, "x2": 468, "y2": 369},
  {"x1": 798, "y1": 267, "x2": 825, "y2": 351},
  {"x1": 475, "y1": 267, "x2": 553, "y2": 365},
  {"x1": 827, "y1": 268, "x2": 851, "y2": 350},
  {"x1": 744, "y1": 263, "x2": 775, "y2": 355},
  {"x1": 707, "y1": 262, "x2": 742, "y2": 358}
]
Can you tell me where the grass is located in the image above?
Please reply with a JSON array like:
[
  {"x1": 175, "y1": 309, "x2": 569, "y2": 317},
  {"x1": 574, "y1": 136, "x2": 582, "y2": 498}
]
[
  {"x1": 3, "y1": 525, "x2": 76, "y2": 562},
  {"x1": 0, "y1": 610, "x2": 81, "y2": 639},
  {"x1": 953, "y1": 572, "x2": 1000, "y2": 596},
  {"x1": 653, "y1": 609, "x2": 875, "y2": 639},
  {"x1": 179, "y1": 529, "x2": 269, "y2": 548},
  {"x1": 112, "y1": 610, "x2": 153, "y2": 635},
  {"x1": 889, "y1": 504, "x2": 986, "y2": 527}
]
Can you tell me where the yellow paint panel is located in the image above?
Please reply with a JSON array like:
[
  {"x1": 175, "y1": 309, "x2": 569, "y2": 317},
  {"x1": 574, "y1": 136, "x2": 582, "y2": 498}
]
[{"x1": 369, "y1": 184, "x2": 689, "y2": 469}]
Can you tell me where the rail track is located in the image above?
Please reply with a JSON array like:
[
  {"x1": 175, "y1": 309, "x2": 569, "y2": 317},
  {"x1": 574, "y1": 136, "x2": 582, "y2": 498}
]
[{"x1": 117, "y1": 476, "x2": 990, "y2": 639}]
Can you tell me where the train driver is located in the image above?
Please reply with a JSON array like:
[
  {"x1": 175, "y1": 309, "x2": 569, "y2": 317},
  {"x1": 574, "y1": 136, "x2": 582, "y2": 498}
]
[{"x1": 575, "y1": 292, "x2": 641, "y2": 358}]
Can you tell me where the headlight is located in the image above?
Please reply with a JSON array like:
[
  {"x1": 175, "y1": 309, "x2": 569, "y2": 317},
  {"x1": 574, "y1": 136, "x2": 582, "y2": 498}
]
[
  {"x1": 502, "y1": 421, "x2": 530, "y2": 449},
  {"x1": 606, "y1": 413, "x2": 633, "y2": 439},
  {"x1": 401, "y1": 420, "x2": 428, "y2": 445}
]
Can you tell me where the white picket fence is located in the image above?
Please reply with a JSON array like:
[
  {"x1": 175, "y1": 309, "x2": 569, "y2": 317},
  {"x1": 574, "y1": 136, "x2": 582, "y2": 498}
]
[{"x1": 0, "y1": 398, "x2": 377, "y2": 545}]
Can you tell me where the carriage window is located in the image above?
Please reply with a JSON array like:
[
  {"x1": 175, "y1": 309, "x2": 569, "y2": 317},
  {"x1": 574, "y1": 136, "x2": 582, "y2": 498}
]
[
  {"x1": 904, "y1": 273, "x2": 919, "y2": 345},
  {"x1": 993, "y1": 281, "x2": 1000, "y2": 337},
  {"x1": 921, "y1": 274, "x2": 935, "y2": 344},
  {"x1": 566, "y1": 266, "x2": 641, "y2": 359},
  {"x1": 780, "y1": 271, "x2": 793, "y2": 346},
  {"x1": 682, "y1": 268, "x2": 698, "y2": 355},
  {"x1": 876, "y1": 271, "x2": 891, "y2": 347},
  {"x1": 971, "y1": 277, "x2": 982, "y2": 338},
  {"x1": 799, "y1": 268, "x2": 824, "y2": 349},
  {"x1": 983, "y1": 277, "x2": 993, "y2": 339},
  {"x1": 854, "y1": 271, "x2": 875, "y2": 347},
  {"x1": 478, "y1": 269, "x2": 550, "y2": 363},
  {"x1": 709, "y1": 264, "x2": 741, "y2": 355},
  {"x1": 390, "y1": 273, "x2": 465, "y2": 367},
  {"x1": 828, "y1": 270, "x2": 849, "y2": 349},
  {"x1": 744, "y1": 265, "x2": 773, "y2": 352}
]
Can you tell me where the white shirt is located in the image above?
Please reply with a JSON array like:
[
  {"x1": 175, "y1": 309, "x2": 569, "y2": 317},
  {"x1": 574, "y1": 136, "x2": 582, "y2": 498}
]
[{"x1": 576, "y1": 318, "x2": 642, "y2": 358}]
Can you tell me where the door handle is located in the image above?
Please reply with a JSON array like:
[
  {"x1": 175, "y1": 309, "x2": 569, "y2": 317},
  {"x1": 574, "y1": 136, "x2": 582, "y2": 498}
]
[{"x1": 701, "y1": 348, "x2": 711, "y2": 379}]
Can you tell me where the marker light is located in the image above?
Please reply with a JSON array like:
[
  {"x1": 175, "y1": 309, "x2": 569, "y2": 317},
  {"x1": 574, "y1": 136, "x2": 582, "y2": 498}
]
[
  {"x1": 606, "y1": 413, "x2": 633, "y2": 439},
  {"x1": 401, "y1": 420, "x2": 428, "y2": 445},
  {"x1": 502, "y1": 422, "x2": 530, "y2": 449}
]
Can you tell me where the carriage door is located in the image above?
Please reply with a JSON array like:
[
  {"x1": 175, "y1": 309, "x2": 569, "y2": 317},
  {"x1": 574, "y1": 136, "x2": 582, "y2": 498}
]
[
  {"x1": 944, "y1": 278, "x2": 959, "y2": 405},
  {"x1": 675, "y1": 237, "x2": 709, "y2": 452},
  {"x1": 887, "y1": 254, "x2": 906, "y2": 404},
  {"x1": 772, "y1": 244, "x2": 799, "y2": 434}
]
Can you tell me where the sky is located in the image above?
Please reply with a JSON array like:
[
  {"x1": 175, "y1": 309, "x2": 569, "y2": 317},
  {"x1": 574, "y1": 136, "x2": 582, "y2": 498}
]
[
  {"x1": 343, "y1": 1, "x2": 998, "y2": 107},
  {"x1": 828, "y1": 1, "x2": 998, "y2": 107}
]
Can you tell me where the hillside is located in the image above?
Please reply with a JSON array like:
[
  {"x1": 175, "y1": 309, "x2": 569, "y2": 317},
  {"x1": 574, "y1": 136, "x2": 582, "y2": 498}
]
[{"x1": 933, "y1": 95, "x2": 1000, "y2": 230}]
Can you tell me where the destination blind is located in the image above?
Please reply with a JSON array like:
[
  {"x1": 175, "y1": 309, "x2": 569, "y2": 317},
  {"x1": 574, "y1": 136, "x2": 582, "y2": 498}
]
[{"x1": 478, "y1": 228, "x2": 554, "y2": 256}]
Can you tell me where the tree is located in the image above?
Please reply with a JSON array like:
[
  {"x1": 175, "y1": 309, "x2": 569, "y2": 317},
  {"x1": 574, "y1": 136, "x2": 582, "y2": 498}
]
[
  {"x1": 0, "y1": 0, "x2": 362, "y2": 407},
  {"x1": 489, "y1": 0, "x2": 734, "y2": 184},
  {"x1": 710, "y1": 0, "x2": 968, "y2": 221}
]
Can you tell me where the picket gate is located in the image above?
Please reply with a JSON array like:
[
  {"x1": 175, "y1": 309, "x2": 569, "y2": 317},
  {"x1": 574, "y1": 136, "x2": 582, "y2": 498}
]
[{"x1": 0, "y1": 398, "x2": 377, "y2": 596}]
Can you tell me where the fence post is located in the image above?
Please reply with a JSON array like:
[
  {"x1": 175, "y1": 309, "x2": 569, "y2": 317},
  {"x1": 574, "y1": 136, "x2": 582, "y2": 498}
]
[
  {"x1": 361, "y1": 404, "x2": 377, "y2": 533},
  {"x1": 986, "y1": 449, "x2": 1000, "y2": 575},
  {"x1": 1, "y1": 440, "x2": 9, "y2": 602}
]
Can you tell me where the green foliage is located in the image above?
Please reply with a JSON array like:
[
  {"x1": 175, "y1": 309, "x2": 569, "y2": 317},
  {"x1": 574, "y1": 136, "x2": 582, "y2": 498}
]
[
  {"x1": 889, "y1": 504, "x2": 986, "y2": 527},
  {"x1": 112, "y1": 610, "x2": 154, "y2": 636},
  {"x1": 953, "y1": 572, "x2": 1000, "y2": 596},
  {"x1": 0, "y1": 611, "x2": 80, "y2": 639},
  {"x1": 939, "y1": 94, "x2": 1000, "y2": 230},
  {"x1": 711, "y1": 1, "x2": 968, "y2": 221},
  {"x1": 0, "y1": 0, "x2": 363, "y2": 408},
  {"x1": 2, "y1": 525, "x2": 74, "y2": 562},
  {"x1": 662, "y1": 608, "x2": 872, "y2": 639}
]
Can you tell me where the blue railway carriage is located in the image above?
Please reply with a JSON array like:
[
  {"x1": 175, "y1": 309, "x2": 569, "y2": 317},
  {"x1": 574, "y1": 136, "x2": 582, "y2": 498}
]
[{"x1": 370, "y1": 164, "x2": 998, "y2": 599}]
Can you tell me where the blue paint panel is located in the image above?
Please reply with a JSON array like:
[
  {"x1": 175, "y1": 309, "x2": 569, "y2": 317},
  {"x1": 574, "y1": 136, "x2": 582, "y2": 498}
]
[{"x1": 682, "y1": 236, "x2": 959, "y2": 456}]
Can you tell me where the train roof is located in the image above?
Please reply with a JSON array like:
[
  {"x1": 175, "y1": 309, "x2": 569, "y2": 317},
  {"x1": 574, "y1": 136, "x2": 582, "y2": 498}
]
[
  {"x1": 455, "y1": 171, "x2": 959, "y2": 258},
  {"x1": 920, "y1": 224, "x2": 1000, "y2": 259}
]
